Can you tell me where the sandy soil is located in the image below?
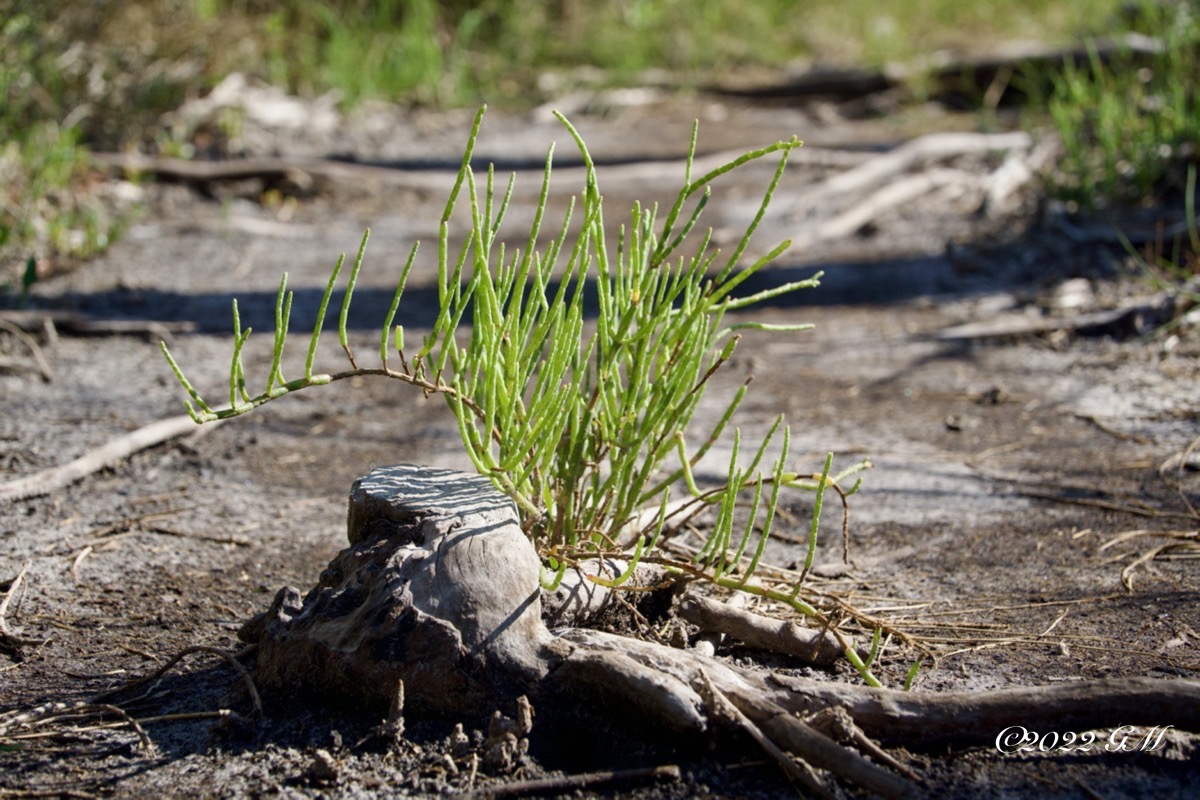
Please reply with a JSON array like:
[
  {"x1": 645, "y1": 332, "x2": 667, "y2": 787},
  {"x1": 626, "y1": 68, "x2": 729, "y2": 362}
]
[{"x1": 2, "y1": 92, "x2": 1198, "y2": 798}]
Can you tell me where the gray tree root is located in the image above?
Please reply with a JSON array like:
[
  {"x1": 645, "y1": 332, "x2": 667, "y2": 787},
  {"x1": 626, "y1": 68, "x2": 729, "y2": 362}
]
[
  {"x1": 239, "y1": 465, "x2": 1200, "y2": 799},
  {"x1": 677, "y1": 593, "x2": 844, "y2": 665}
]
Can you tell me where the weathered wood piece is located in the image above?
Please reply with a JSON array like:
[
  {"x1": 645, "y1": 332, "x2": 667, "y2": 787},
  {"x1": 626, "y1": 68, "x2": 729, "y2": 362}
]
[
  {"x1": 0, "y1": 308, "x2": 196, "y2": 338},
  {"x1": 726, "y1": 129, "x2": 1041, "y2": 254},
  {"x1": 677, "y1": 593, "x2": 844, "y2": 665},
  {"x1": 935, "y1": 292, "x2": 1181, "y2": 341},
  {"x1": 241, "y1": 464, "x2": 555, "y2": 716}
]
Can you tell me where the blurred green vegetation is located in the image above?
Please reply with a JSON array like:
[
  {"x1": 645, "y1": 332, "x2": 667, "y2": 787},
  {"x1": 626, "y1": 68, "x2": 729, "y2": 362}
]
[
  {"x1": 5, "y1": 0, "x2": 1196, "y2": 293},
  {"x1": 1040, "y1": 0, "x2": 1200, "y2": 210},
  {"x1": 199, "y1": 0, "x2": 1123, "y2": 107}
]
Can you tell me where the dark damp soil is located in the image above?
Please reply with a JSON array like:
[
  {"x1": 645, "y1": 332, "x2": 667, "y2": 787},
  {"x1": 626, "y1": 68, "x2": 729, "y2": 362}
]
[{"x1": 2, "y1": 90, "x2": 1197, "y2": 799}]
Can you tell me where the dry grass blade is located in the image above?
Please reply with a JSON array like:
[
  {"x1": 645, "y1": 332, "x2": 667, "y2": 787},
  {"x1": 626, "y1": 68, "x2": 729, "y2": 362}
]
[
  {"x1": 1158, "y1": 435, "x2": 1200, "y2": 519},
  {"x1": 89, "y1": 644, "x2": 262, "y2": 717},
  {"x1": 1098, "y1": 529, "x2": 1200, "y2": 590},
  {"x1": 0, "y1": 701, "x2": 151, "y2": 749},
  {"x1": 851, "y1": 591, "x2": 1200, "y2": 670},
  {"x1": 1012, "y1": 487, "x2": 1197, "y2": 522},
  {"x1": 1, "y1": 562, "x2": 43, "y2": 650},
  {"x1": 1099, "y1": 529, "x2": 1199, "y2": 550}
]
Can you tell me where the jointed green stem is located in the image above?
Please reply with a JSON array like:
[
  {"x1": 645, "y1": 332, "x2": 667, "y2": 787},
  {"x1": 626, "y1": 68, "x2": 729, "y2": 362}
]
[{"x1": 161, "y1": 107, "x2": 886, "y2": 685}]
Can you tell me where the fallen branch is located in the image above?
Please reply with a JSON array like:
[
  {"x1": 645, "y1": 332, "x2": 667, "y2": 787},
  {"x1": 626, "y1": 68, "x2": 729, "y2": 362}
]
[
  {"x1": 927, "y1": 33, "x2": 1165, "y2": 103},
  {"x1": 936, "y1": 293, "x2": 1175, "y2": 341},
  {"x1": 765, "y1": 670, "x2": 1200, "y2": 748},
  {"x1": 703, "y1": 33, "x2": 1164, "y2": 105},
  {"x1": 783, "y1": 130, "x2": 1031, "y2": 213},
  {"x1": 0, "y1": 415, "x2": 220, "y2": 502},
  {"x1": 678, "y1": 593, "x2": 844, "y2": 665},
  {"x1": 790, "y1": 167, "x2": 966, "y2": 249},
  {"x1": 93, "y1": 146, "x2": 878, "y2": 193},
  {"x1": 0, "y1": 309, "x2": 195, "y2": 339},
  {"x1": 744, "y1": 129, "x2": 1037, "y2": 254},
  {"x1": 982, "y1": 135, "x2": 1059, "y2": 216}
]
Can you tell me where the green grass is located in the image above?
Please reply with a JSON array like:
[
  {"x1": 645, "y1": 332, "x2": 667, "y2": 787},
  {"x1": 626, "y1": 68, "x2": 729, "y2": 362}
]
[
  {"x1": 1121, "y1": 166, "x2": 1200, "y2": 317},
  {"x1": 1, "y1": 9, "x2": 101, "y2": 294},
  {"x1": 786, "y1": 0, "x2": 1123, "y2": 69},
  {"x1": 1040, "y1": 0, "x2": 1200, "y2": 210},
  {"x1": 1026, "y1": 0, "x2": 1200, "y2": 295},
  {"x1": 0, "y1": 2, "x2": 200, "y2": 295}
]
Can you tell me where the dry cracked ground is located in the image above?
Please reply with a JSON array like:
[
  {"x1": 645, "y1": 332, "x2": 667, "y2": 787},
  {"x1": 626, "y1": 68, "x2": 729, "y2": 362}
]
[{"x1": 2, "y1": 87, "x2": 1199, "y2": 798}]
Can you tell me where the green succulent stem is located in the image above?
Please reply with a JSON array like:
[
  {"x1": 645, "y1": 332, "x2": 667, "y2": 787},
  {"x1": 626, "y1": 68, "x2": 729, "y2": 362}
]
[{"x1": 161, "y1": 106, "x2": 883, "y2": 682}]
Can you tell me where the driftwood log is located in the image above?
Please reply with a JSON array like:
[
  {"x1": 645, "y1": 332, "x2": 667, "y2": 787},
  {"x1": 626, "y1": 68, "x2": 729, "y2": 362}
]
[{"x1": 239, "y1": 465, "x2": 1200, "y2": 798}]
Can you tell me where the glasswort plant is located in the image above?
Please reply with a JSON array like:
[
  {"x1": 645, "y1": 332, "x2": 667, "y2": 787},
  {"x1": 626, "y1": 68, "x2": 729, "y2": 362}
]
[{"x1": 162, "y1": 107, "x2": 876, "y2": 678}]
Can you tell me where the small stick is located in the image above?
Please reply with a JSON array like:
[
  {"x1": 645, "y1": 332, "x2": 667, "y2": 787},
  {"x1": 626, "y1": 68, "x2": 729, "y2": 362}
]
[
  {"x1": 85, "y1": 709, "x2": 249, "y2": 727},
  {"x1": 144, "y1": 526, "x2": 252, "y2": 547},
  {"x1": 90, "y1": 645, "x2": 262, "y2": 717},
  {"x1": 0, "y1": 416, "x2": 223, "y2": 502},
  {"x1": 0, "y1": 788, "x2": 96, "y2": 799},
  {"x1": 1013, "y1": 487, "x2": 1196, "y2": 522},
  {"x1": 809, "y1": 706, "x2": 923, "y2": 783},
  {"x1": 724, "y1": 688, "x2": 918, "y2": 800},
  {"x1": 458, "y1": 763, "x2": 681, "y2": 799},
  {"x1": 0, "y1": 319, "x2": 53, "y2": 381},
  {"x1": 83, "y1": 703, "x2": 155, "y2": 753},
  {"x1": 692, "y1": 591, "x2": 745, "y2": 657},
  {"x1": 700, "y1": 671, "x2": 833, "y2": 799}
]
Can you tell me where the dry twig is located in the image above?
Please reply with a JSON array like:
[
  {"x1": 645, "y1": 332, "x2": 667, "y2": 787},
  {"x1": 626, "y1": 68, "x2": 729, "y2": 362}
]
[
  {"x1": 0, "y1": 319, "x2": 53, "y2": 381},
  {"x1": 89, "y1": 644, "x2": 262, "y2": 717},
  {"x1": 699, "y1": 671, "x2": 835, "y2": 799},
  {"x1": 458, "y1": 764, "x2": 681, "y2": 799},
  {"x1": 0, "y1": 416, "x2": 222, "y2": 502}
]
